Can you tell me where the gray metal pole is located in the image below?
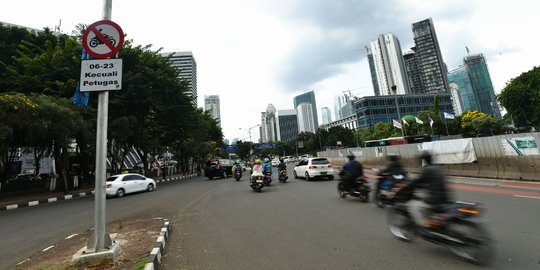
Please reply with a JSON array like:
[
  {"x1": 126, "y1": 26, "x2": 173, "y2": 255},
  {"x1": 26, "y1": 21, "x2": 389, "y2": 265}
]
[
  {"x1": 392, "y1": 86, "x2": 404, "y2": 137},
  {"x1": 87, "y1": 0, "x2": 113, "y2": 252}
]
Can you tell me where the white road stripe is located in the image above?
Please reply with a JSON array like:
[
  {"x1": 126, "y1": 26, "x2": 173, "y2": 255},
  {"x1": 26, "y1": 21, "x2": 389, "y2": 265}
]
[
  {"x1": 48, "y1": 198, "x2": 57, "y2": 203},
  {"x1": 6, "y1": 205, "x2": 18, "y2": 210},
  {"x1": 65, "y1": 233, "x2": 79, "y2": 239},
  {"x1": 15, "y1": 258, "x2": 30, "y2": 266},
  {"x1": 42, "y1": 245, "x2": 55, "y2": 252},
  {"x1": 514, "y1": 195, "x2": 540, "y2": 200},
  {"x1": 28, "y1": 201, "x2": 39, "y2": 206}
]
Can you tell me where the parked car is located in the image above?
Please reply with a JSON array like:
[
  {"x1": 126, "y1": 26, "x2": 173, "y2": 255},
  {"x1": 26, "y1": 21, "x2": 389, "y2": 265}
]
[
  {"x1": 293, "y1": 157, "x2": 334, "y2": 181},
  {"x1": 106, "y1": 173, "x2": 156, "y2": 198}
]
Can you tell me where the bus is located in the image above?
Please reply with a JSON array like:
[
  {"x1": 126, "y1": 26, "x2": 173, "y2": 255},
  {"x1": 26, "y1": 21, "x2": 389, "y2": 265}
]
[{"x1": 364, "y1": 135, "x2": 432, "y2": 147}]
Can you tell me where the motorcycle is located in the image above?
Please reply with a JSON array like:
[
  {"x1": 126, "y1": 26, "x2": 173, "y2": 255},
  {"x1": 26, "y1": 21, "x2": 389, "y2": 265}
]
[
  {"x1": 387, "y1": 188, "x2": 494, "y2": 265},
  {"x1": 337, "y1": 176, "x2": 371, "y2": 202},
  {"x1": 278, "y1": 169, "x2": 288, "y2": 183},
  {"x1": 264, "y1": 171, "x2": 272, "y2": 186},
  {"x1": 234, "y1": 167, "x2": 242, "y2": 181},
  {"x1": 250, "y1": 175, "x2": 265, "y2": 192},
  {"x1": 374, "y1": 172, "x2": 407, "y2": 208}
]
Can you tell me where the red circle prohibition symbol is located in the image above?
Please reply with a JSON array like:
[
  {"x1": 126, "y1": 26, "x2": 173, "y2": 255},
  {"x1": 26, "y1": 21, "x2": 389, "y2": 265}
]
[{"x1": 82, "y1": 20, "x2": 124, "y2": 59}]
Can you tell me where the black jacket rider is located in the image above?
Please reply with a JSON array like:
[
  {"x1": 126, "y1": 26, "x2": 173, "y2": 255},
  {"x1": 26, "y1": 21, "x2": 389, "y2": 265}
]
[{"x1": 406, "y1": 152, "x2": 452, "y2": 206}]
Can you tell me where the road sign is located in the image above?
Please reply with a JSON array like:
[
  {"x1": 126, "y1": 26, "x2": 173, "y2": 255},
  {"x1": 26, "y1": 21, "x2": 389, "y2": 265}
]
[
  {"x1": 255, "y1": 144, "x2": 277, "y2": 150},
  {"x1": 82, "y1": 20, "x2": 124, "y2": 59},
  {"x1": 80, "y1": 59, "x2": 122, "y2": 92}
]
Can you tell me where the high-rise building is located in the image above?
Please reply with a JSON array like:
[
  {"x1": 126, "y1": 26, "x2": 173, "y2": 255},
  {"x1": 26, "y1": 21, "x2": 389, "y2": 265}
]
[
  {"x1": 162, "y1": 51, "x2": 197, "y2": 105},
  {"x1": 403, "y1": 50, "x2": 423, "y2": 94},
  {"x1": 321, "y1": 107, "x2": 332, "y2": 124},
  {"x1": 260, "y1": 104, "x2": 278, "y2": 143},
  {"x1": 367, "y1": 49, "x2": 381, "y2": 96},
  {"x1": 410, "y1": 18, "x2": 449, "y2": 94},
  {"x1": 449, "y1": 82, "x2": 464, "y2": 116},
  {"x1": 370, "y1": 33, "x2": 410, "y2": 95},
  {"x1": 464, "y1": 54, "x2": 501, "y2": 118},
  {"x1": 334, "y1": 94, "x2": 354, "y2": 121},
  {"x1": 448, "y1": 67, "x2": 479, "y2": 112},
  {"x1": 293, "y1": 91, "x2": 319, "y2": 130},
  {"x1": 297, "y1": 103, "x2": 316, "y2": 133},
  {"x1": 204, "y1": 95, "x2": 221, "y2": 127},
  {"x1": 276, "y1": 109, "x2": 299, "y2": 142}
]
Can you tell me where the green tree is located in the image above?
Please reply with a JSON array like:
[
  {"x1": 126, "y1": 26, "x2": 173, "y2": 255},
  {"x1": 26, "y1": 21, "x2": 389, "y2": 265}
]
[
  {"x1": 461, "y1": 110, "x2": 492, "y2": 137},
  {"x1": 498, "y1": 66, "x2": 540, "y2": 128}
]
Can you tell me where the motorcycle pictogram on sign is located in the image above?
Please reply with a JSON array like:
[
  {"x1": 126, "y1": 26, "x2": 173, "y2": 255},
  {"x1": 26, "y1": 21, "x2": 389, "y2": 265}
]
[{"x1": 82, "y1": 20, "x2": 124, "y2": 59}]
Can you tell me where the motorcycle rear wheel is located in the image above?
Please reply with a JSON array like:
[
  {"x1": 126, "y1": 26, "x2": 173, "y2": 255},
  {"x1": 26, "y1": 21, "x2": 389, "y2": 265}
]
[{"x1": 447, "y1": 223, "x2": 494, "y2": 266}]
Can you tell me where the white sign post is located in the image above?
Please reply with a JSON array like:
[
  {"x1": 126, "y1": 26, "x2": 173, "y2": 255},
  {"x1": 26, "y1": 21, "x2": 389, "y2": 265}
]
[{"x1": 80, "y1": 59, "x2": 122, "y2": 92}]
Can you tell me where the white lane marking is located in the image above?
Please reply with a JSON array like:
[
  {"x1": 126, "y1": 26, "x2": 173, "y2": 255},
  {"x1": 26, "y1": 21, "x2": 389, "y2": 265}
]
[
  {"x1": 514, "y1": 195, "x2": 540, "y2": 200},
  {"x1": 28, "y1": 201, "x2": 39, "y2": 206},
  {"x1": 42, "y1": 245, "x2": 55, "y2": 252},
  {"x1": 64, "y1": 195, "x2": 73, "y2": 200},
  {"x1": 65, "y1": 233, "x2": 79, "y2": 239},
  {"x1": 15, "y1": 258, "x2": 30, "y2": 265},
  {"x1": 48, "y1": 198, "x2": 57, "y2": 203},
  {"x1": 6, "y1": 205, "x2": 18, "y2": 210}
]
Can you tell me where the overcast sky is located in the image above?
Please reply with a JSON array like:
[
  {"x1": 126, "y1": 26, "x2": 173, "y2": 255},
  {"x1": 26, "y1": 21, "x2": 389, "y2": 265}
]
[{"x1": 2, "y1": 0, "x2": 540, "y2": 142}]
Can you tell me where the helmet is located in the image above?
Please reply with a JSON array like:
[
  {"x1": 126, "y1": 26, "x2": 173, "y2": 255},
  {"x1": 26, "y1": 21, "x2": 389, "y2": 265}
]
[
  {"x1": 255, "y1": 159, "x2": 262, "y2": 165},
  {"x1": 419, "y1": 151, "x2": 432, "y2": 164},
  {"x1": 264, "y1": 158, "x2": 269, "y2": 163}
]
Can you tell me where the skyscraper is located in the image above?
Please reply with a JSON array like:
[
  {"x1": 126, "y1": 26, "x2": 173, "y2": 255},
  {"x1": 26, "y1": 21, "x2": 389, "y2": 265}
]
[
  {"x1": 463, "y1": 54, "x2": 501, "y2": 118},
  {"x1": 276, "y1": 109, "x2": 299, "y2": 142},
  {"x1": 204, "y1": 95, "x2": 221, "y2": 127},
  {"x1": 410, "y1": 18, "x2": 449, "y2": 94},
  {"x1": 367, "y1": 49, "x2": 381, "y2": 96},
  {"x1": 448, "y1": 66, "x2": 479, "y2": 112},
  {"x1": 162, "y1": 51, "x2": 197, "y2": 105},
  {"x1": 321, "y1": 107, "x2": 332, "y2": 125},
  {"x1": 297, "y1": 103, "x2": 316, "y2": 133},
  {"x1": 370, "y1": 33, "x2": 410, "y2": 95},
  {"x1": 403, "y1": 50, "x2": 423, "y2": 94},
  {"x1": 334, "y1": 94, "x2": 354, "y2": 121},
  {"x1": 293, "y1": 91, "x2": 319, "y2": 130},
  {"x1": 260, "y1": 104, "x2": 278, "y2": 142},
  {"x1": 449, "y1": 82, "x2": 464, "y2": 116}
]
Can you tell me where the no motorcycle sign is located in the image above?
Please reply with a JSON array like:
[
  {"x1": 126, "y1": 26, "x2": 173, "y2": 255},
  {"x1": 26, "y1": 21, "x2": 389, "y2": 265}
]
[{"x1": 82, "y1": 20, "x2": 124, "y2": 59}]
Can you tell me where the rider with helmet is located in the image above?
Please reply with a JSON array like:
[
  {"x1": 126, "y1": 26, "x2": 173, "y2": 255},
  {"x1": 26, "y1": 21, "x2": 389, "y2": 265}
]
[
  {"x1": 339, "y1": 152, "x2": 364, "y2": 194},
  {"x1": 262, "y1": 157, "x2": 273, "y2": 184},
  {"x1": 378, "y1": 154, "x2": 407, "y2": 192},
  {"x1": 393, "y1": 151, "x2": 452, "y2": 229},
  {"x1": 251, "y1": 159, "x2": 264, "y2": 176}
]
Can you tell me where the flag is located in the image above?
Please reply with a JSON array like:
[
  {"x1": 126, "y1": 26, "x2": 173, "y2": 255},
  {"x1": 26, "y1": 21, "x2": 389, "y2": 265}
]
[
  {"x1": 402, "y1": 118, "x2": 409, "y2": 126},
  {"x1": 443, "y1": 112, "x2": 455, "y2": 119},
  {"x1": 427, "y1": 114, "x2": 434, "y2": 127},
  {"x1": 415, "y1": 116, "x2": 424, "y2": 124},
  {"x1": 72, "y1": 49, "x2": 91, "y2": 106},
  {"x1": 393, "y1": 119, "x2": 402, "y2": 129}
]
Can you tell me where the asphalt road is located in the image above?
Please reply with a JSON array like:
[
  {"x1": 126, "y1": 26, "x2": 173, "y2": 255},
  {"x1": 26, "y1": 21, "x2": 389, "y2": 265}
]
[{"x1": 1, "y1": 164, "x2": 539, "y2": 269}]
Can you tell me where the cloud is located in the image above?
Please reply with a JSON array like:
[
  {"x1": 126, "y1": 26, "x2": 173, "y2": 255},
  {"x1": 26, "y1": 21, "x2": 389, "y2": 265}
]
[{"x1": 269, "y1": 0, "x2": 479, "y2": 91}]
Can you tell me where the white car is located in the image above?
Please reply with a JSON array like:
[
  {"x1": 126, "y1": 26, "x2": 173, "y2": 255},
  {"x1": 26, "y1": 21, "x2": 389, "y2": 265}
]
[
  {"x1": 293, "y1": 157, "x2": 334, "y2": 181},
  {"x1": 106, "y1": 173, "x2": 157, "y2": 198},
  {"x1": 271, "y1": 159, "x2": 280, "y2": 167}
]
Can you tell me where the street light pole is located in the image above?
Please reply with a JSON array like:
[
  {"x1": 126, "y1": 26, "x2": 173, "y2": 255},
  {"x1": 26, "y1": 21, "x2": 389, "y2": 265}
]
[{"x1": 392, "y1": 85, "x2": 405, "y2": 137}]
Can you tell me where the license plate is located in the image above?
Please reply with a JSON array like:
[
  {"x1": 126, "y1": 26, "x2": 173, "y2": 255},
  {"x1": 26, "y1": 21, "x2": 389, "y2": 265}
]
[
  {"x1": 256, "y1": 180, "x2": 263, "y2": 183},
  {"x1": 320, "y1": 172, "x2": 327, "y2": 175}
]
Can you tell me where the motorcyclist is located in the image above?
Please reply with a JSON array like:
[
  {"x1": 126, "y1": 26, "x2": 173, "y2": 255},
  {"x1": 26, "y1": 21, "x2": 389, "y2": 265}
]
[
  {"x1": 278, "y1": 157, "x2": 287, "y2": 179},
  {"x1": 232, "y1": 160, "x2": 242, "y2": 173},
  {"x1": 392, "y1": 151, "x2": 452, "y2": 229},
  {"x1": 262, "y1": 157, "x2": 273, "y2": 184},
  {"x1": 251, "y1": 159, "x2": 264, "y2": 176},
  {"x1": 378, "y1": 155, "x2": 407, "y2": 192},
  {"x1": 339, "y1": 153, "x2": 364, "y2": 195}
]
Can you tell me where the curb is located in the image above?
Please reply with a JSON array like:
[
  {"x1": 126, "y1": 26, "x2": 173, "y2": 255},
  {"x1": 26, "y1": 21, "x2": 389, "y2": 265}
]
[
  {"x1": 0, "y1": 174, "x2": 197, "y2": 212},
  {"x1": 0, "y1": 190, "x2": 95, "y2": 212},
  {"x1": 144, "y1": 220, "x2": 170, "y2": 270}
]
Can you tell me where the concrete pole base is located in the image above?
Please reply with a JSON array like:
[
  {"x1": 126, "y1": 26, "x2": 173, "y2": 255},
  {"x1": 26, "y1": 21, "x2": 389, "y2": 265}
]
[{"x1": 71, "y1": 241, "x2": 121, "y2": 268}]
